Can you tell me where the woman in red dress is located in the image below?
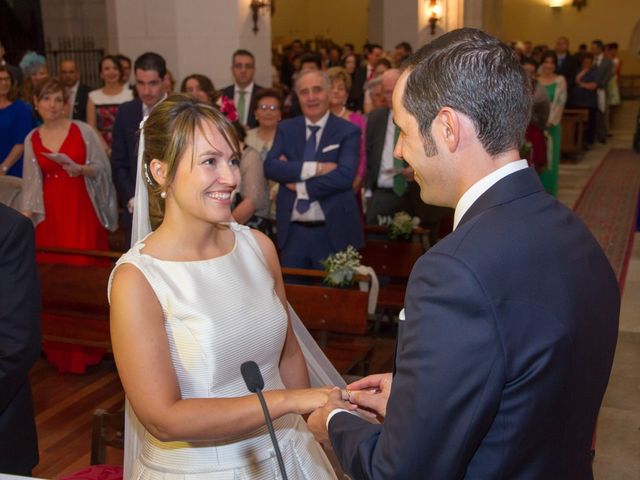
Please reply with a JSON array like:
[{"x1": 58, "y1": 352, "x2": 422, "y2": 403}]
[{"x1": 21, "y1": 78, "x2": 118, "y2": 373}]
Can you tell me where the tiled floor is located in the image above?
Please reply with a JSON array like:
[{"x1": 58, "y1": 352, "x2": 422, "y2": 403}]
[{"x1": 557, "y1": 100, "x2": 640, "y2": 480}]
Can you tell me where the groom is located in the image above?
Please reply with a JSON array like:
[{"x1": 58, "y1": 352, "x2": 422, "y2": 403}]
[{"x1": 308, "y1": 28, "x2": 620, "y2": 479}]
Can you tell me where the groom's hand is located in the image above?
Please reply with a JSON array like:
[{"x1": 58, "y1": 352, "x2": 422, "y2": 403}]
[
  {"x1": 347, "y1": 372, "x2": 393, "y2": 420},
  {"x1": 307, "y1": 387, "x2": 355, "y2": 443}
]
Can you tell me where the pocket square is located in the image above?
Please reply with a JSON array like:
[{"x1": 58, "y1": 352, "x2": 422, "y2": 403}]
[
  {"x1": 321, "y1": 144, "x2": 340, "y2": 153},
  {"x1": 399, "y1": 308, "x2": 406, "y2": 321}
]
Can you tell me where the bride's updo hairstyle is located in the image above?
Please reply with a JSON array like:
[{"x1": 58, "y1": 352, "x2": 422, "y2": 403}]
[{"x1": 142, "y1": 94, "x2": 242, "y2": 225}]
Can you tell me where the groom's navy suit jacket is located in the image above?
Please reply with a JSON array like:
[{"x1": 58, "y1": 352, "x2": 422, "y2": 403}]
[
  {"x1": 328, "y1": 168, "x2": 620, "y2": 479},
  {"x1": 264, "y1": 113, "x2": 363, "y2": 252}
]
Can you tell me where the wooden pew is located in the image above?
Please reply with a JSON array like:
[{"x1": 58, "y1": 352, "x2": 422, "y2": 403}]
[
  {"x1": 561, "y1": 108, "x2": 589, "y2": 160},
  {"x1": 282, "y1": 267, "x2": 374, "y2": 376},
  {"x1": 37, "y1": 247, "x2": 121, "y2": 350},
  {"x1": 360, "y1": 239, "x2": 425, "y2": 312}
]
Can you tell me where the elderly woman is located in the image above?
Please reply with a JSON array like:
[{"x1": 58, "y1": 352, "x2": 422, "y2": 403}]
[
  {"x1": 21, "y1": 78, "x2": 118, "y2": 373},
  {"x1": 0, "y1": 66, "x2": 34, "y2": 177},
  {"x1": 234, "y1": 88, "x2": 283, "y2": 235},
  {"x1": 18, "y1": 51, "x2": 48, "y2": 122},
  {"x1": 327, "y1": 67, "x2": 367, "y2": 195}
]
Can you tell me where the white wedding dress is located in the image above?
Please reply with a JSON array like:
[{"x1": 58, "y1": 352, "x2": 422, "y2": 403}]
[{"x1": 108, "y1": 222, "x2": 337, "y2": 479}]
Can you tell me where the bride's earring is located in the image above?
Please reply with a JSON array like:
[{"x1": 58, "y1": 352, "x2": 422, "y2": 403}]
[{"x1": 160, "y1": 191, "x2": 167, "y2": 199}]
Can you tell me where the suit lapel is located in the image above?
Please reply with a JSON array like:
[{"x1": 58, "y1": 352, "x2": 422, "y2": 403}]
[
  {"x1": 458, "y1": 167, "x2": 544, "y2": 228},
  {"x1": 317, "y1": 114, "x2": 338, "y2": 156}
]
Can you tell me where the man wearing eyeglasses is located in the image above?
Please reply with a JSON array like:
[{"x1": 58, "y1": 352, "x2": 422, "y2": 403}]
[{"x1": 222, "y1": 49, "x2": 263, "y2": 129}]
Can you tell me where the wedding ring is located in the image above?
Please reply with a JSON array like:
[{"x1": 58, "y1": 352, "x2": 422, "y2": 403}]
[{"x1": 341, "y1": 388, "x2": 351, "y2": 402}]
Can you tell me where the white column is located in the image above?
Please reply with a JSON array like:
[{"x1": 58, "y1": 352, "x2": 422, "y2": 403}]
[{"x1": 106, "y1": 0, "x2": 272, "y2": 89}]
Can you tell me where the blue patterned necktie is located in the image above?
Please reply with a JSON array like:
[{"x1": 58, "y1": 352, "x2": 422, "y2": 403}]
[{"x1": 297, "y1": 125, "x2": 321, "y2": 213}]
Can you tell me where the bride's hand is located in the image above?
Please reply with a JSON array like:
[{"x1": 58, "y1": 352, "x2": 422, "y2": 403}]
[{"x1": 286, "y1": 387, "x2": 336, "y2": 415}]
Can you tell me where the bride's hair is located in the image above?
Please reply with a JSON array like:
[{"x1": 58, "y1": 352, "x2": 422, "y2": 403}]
[{"x1": 141, "y1": 94, "x2": 242, "y2": 226}]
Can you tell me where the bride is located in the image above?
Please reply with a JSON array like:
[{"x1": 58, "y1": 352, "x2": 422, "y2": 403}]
[{"x1": 108, "y1": 95, "x2": 350, "y2": 479}]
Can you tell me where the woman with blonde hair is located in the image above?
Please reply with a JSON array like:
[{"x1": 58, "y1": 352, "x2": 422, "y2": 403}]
[
  {"x1": 326, "y1": 67, "x2": 367, "y2": 202},
  {"x1": 109, "y1": 94, "x2": 344, "y2": 478}
]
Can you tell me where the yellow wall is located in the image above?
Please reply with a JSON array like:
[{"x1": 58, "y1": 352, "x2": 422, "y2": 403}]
[
  {"x1": 500, "y1": 0, "x2": 640, "y2": 74},
  {"x1": 271, "y1": 0, "x2": 369, "y2": 49}
]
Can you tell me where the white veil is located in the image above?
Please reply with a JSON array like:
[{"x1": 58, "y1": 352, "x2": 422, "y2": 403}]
[{"x1": 123, "y1": 115, "x2": 346, "y2": 478}]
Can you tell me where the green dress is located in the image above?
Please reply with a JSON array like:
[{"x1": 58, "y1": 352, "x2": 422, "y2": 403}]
[{"x1": 539, "y1": 82, "x2": 561, "y2": 196}]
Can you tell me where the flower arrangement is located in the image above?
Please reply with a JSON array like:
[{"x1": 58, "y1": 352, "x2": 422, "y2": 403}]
[
  {"x1": 321, "y1": 246, "x2": 362, "y2": 287},
  {"x1": 378, "y1": 211, "x2": 420, "y2": 240},
  {"x1": 218, "y1": 95, "x2": 239, "y2": 122}
]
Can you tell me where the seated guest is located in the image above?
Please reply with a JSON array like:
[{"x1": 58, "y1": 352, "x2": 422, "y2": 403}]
[
  {"x1": 87, "y1": 55, "x2": 133, "y2": 151},
  {"x1": 327, "y1": 67, "x2": 367, "y2": 197},
  {"x1": 571, "y1": 53, "x2": 599, "y2": 147},
  {"x1": 222, "y1": 49, "x2": 264, "y2": 129},
  {"x1": 58, "y1": 59, "x2": 91, "y2": 122},
  {"x1": 234, "y1": 89, "x2": 283, "y2": 234},
  {"x1": 0, "y1": 66, "x2": 34, "y2": 177},
  {"x1": 0, "y1": 204, "x2": 40, "y2": 476},
  {"x1": 21, "y1": 78, "x2": 118, "y2": 373}
]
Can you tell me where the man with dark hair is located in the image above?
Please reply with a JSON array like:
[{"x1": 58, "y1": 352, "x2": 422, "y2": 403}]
[
  {"x1": 264, "y1": 69, "x2": 363, "y2": 268},
  {"x1": 299, "y1": 52, "x2": 322, "y2": 71},
  {"x1": 0, "y1": 205, "x2": 40, "y2": 476},
  {"x1": 115, "y1": 53, "x2": 132, "y2": 86},
  {"x1": 222, "y1": 49, "x2": 263, "y2": 129},
  {"x1": 58, "y1": 58, "x2": 91, "y2": 121},
  {"x1": 309, "y1": 28, "x2": 619, "y2": 479},
  {"x1": 350, "y1": 43, "x2": 383, "y2": 111},
  {"x1": 111, "y1": 51, "x2": 167, "y2": 245},
  {"x1": 393, "y1": 41, "x2": 412, "y2": 65}
]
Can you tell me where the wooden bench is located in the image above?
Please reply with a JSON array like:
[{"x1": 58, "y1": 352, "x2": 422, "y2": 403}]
[
  {"x1": 561, "y1": 108, "x2": 589, "y2": 160},
  {"x1": 282, "y1": 267, "x2": 374, "y2": 376},
  {"x1": 360, "y1": 239, "x2": 425, "y2": 313},
  {"x1": 37, "y1": 247, "x2": 121, "y2": 350}
]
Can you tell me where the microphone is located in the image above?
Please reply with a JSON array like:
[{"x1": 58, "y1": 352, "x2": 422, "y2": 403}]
[{"x1": 241, "y1": 361, "x2": 288, "y2": 480}]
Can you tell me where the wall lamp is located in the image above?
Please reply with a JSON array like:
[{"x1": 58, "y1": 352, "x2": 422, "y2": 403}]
[
  {"x1": 426, "y1": 0, "x2": 442, "y2": 35},
  {"x1": 250, "y1": 0, "x2": 273, "y2": 34}
]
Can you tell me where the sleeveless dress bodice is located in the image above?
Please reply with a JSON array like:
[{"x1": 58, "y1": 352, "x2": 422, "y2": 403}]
[{"x1": 109, "y1": 223, "x2": 336, "y2": 479}]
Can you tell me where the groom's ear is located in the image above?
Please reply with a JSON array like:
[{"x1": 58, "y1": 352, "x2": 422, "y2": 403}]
[{"x1": 149, "y1": 158, "x2": 167, "y2": 186}]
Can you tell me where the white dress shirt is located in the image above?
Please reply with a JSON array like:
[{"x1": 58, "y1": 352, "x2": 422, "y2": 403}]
[
  {"x1": 376, "y1": 110, "x2": 397, "y2": 189},
  {"x1": 453, "y1": 160, "x2": 529, "y2": 230},
  {"x1": 292, "y1": 111, "x2": 330, "y2": 222}
]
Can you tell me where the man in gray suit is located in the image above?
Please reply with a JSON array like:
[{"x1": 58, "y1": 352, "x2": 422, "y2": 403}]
[{"x1": 364, "y1": 69, "x2": 412, "y2": 224}]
